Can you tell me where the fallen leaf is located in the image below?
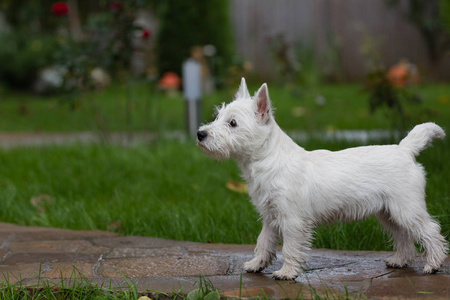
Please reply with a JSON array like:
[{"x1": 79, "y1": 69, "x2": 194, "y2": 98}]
[
  {"x1": 438, "y1": 95, "x2": 450, "y2": 105},
  {"x1": 226, "y1": 180, "x2": 248, "y2": 194},
  {"x1": 107, "y1": 220, "x2": 123, "y2": 232},
  {"x1": 30, "y1": 194, "x2": 53, "y2": 213}
]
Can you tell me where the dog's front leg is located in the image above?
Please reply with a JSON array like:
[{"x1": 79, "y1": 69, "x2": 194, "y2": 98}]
[
  {"x1": 244, "y1": 218, "x2": 279, "y2": 273},
  {"x1": 272, "y1": 223, "x2": 311, "y2": 280}
]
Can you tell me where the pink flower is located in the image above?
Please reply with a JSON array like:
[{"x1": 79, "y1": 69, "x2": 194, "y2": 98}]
[{"x1": 52, "y1": 2, "x2": 69, "y2": 16}]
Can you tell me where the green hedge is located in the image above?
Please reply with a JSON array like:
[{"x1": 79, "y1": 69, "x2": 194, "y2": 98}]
[{"x1": 156, "y1": 0, "x2": 234, "y2": 76}]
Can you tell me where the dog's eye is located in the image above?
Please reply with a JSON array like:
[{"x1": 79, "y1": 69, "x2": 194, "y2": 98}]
[{"x1": 229, "y1": 119, "x2": 237, "y2": 127}]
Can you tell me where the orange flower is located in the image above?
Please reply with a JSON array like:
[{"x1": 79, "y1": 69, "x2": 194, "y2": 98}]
[{"x1": 387, "y1": 60, "x2": 420, "y2": 87}]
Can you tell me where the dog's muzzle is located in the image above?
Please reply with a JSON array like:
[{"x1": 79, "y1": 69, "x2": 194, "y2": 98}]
[{"x1": 197, "y1": 130, "x2": 208, "y2": 142}]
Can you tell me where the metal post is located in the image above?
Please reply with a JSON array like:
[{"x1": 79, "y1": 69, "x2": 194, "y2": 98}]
[{"x1": 182, "y1": 58, "x2": 202, "y2": 137}]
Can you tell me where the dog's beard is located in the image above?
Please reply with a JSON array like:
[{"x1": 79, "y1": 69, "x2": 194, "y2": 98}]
[{"x1": 197, "y1": 141, "x2": 230, "y2": 161}]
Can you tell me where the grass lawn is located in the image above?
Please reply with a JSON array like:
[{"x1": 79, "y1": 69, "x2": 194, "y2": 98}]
[
  {"x1": 0, "y1": 81, "x2": 450, "y2": 132},
  {"x1": 0, "y1": 81, "x2": 448, "y2": 251},
  {"x1": 0, "y1": 137, "x2": 448, "y2": 251}
]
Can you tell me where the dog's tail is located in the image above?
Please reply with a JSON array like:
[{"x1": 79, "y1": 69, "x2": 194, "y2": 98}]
[{"x1": 399, "y1": 122, "x2": 445, "y2": 156}]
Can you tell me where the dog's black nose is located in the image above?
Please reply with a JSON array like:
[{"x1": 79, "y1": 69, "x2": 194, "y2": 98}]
[{"x1": 197, "y1": 130, "x2": 208, "y2": 141}]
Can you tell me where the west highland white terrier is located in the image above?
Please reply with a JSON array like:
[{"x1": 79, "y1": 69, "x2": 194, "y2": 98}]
[{"x1": 196, "y1": 78, "x2": 448, "y2": 280}]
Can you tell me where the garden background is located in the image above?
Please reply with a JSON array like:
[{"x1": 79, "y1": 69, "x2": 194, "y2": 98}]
[{"x1": 0, "y1": 0, "x2": 449, "y2": 251}]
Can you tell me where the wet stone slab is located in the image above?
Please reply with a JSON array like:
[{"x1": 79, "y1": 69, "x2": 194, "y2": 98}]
[
  {"x1": 42, "y1": 262, "x2": 97, "y2": 279},
  {"x1": 91, "y1": 236, "x2": 196, "y2": 249},
  {"x1": 185, "y1": 243, "x2": 257, "y2": 255},
  {"x1": 2, "y1": 252, "x2": 100, "y2": 265},
  {"x1": 0, "y1": 222, "x2": 448, "y2": 299},
  {"x1": 13, "y1": 229, "x2": 118, "y2": 242},
  {"x1": 368, "y1": 275, "x2": 450, "y2": 299},
  {"x1": 98, "y1": 256, "x2": 230, "y2": 278},
  {"x1": 0, "y1": 263, "x2": 50, "y2": 284},
  {"x1": 9, "y1": 240, "x2": 107, "y2": 255},
  {"x1": 86, "y1": 277, "x2": 199, "y2": 294},
  {"x1": 106, "y1": 245, "x2": 187, "y2": 259}
]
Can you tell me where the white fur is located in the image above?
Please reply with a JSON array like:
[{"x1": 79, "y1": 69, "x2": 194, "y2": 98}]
[{"x1": 197, "y1": 78, "x2": 448, "y2": 280}]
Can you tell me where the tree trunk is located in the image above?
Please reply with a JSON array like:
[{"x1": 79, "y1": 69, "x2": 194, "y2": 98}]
[{"x1": 67, "y1": 0, "x2": 84, "y2": 41}]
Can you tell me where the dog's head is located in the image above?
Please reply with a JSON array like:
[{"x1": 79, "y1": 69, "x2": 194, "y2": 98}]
[{"x1": 197, "y1": 78, "x2": 274, "y2": 161}]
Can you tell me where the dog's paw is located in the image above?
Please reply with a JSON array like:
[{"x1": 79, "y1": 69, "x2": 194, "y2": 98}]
[
  {"x1": 272, "y1": 270, "x2": 297, "y2": 281},
  {"x1": 385, "y1": 257, "x2": 408, "y2": 269},
  {"x1": 244, "y1": 258, "x2": 267, "y2": 273},
  {"x1": 385, "y1": 261, "x2": 408, "y2": 269},
  {"x1": 272, "y1": 266, "x2": 298, "y2": 281},
  {"x1": 423, "y1": 264, "x2": 439, "y2": 274}
]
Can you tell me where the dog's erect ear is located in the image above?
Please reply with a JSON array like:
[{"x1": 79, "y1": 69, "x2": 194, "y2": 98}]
[
  {"x1": 235, "y1": 77, "x2": 251, "y2": 100},
  {"x1": 254, "y1": 83, "x2": 272, "y2": 124}
]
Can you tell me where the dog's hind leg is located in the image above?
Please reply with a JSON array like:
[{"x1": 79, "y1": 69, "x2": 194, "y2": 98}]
[
  {"x1": 244, "y1": 218, "x2": 279, "y2": 273},
  {"x1": 377, "y1": 211, "x2": 416, "y2": 268},
  {"x1": 379, "y1": 207, "x2": 448, "y2": 273},
  {"x1": 413, "y1": 216, "x2": 448, "y2": 273}
]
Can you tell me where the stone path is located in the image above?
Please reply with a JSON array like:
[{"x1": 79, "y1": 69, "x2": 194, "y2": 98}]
[
  {"x1": 0, "y1": 129, "x2": 402, "y2": 149},
  {"x1": 0, "y1": 223, "x2": 448, "y2": 299},
  {"x1": 0, "y1": 132, "x2": 162, "y2": 148}
]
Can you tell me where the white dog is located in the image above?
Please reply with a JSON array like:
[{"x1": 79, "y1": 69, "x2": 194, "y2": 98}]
[{"x1": 197, "y1": 78, "x2": 448, "y2": 280}]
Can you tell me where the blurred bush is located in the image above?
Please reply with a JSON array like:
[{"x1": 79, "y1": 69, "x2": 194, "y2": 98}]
[
  {"x1": 156, "y1": 0, "x2": 234, "y2": 78},
  {"x1": 386, "y1": 0, "x2": 450, "y2": 66},
  {"x1": 0, "y1": 0, "x2": 153, "y2": 92},
  {"x1": 0, "y1": 33, "x2": 58, "y2": 89},
  {"x1": 1, "y1": 0, "x2": 235, "y2": 92},
  {"x1": 51, "y1": 3, "x2": 138, "y2": 92}
]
